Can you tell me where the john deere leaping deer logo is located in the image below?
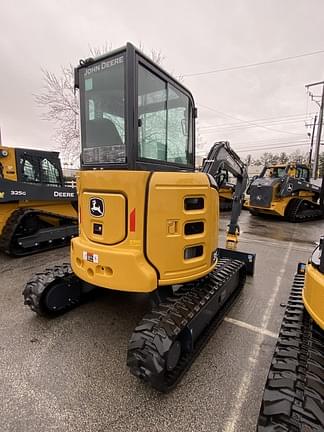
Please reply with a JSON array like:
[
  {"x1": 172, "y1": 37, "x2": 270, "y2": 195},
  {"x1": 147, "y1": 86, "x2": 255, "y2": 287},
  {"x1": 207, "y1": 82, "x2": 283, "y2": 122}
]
[{"x1": 90, "y1": 197, "x2": 104, "y2": 217}]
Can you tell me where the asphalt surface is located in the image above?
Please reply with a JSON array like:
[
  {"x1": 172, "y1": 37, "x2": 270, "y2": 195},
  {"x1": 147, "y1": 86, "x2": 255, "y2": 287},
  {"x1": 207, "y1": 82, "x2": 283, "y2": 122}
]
[{"x1": 0, "y1": 211, "x2": 323, "y2": 432}]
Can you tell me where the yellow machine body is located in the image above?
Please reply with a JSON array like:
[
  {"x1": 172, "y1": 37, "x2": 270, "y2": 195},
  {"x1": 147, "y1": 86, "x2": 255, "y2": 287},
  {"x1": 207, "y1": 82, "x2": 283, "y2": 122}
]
[
  {"x1": 71, "y1": 170, "x2": 219, "y2": 293},
  {"x1": 23, "y1": 44, "x2": 256, "y2": 392},
  {"x1": 0, "y1": 145, "x2": 76, "y2": 237},
  {"x1": 303, "y1": 262, "x2": 324, "y2": 330}
]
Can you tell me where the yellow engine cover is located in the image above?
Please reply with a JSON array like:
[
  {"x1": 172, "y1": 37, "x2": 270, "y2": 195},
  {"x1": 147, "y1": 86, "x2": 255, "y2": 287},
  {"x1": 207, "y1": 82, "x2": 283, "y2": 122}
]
[
  {"x1": 71, "y1": 170, "x2": 219, "y2": 292},
  {"x1": 303, "y1": 263, "x2": 324, "y2": 330}
]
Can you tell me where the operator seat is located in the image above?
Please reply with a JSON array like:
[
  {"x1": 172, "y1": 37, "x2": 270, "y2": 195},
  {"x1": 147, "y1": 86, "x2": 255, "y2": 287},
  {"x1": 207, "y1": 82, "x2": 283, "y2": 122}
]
[{"x1": 87, "y1": 118, "x2": 123, "y2": 146}]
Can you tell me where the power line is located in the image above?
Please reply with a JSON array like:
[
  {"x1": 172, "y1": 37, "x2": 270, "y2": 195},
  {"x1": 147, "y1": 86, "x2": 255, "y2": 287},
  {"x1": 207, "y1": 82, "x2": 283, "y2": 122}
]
[
  {"x1": 206, "y1": 140, "x2": 307, "y2": 151},
  {"x1": 237, "y1": 142, "x2": 316, "y2": 153},
  {"x1": 236, "y1": 140, "x2": 308, "y2": 149},
  {"x1": 183, "y1": 49, "x2": 324, "y2": 77},
  {"x1": 199, "y1": 104, "x2": 303, "y2": 135},
  {"x1": 225, "y1": 137, "x2": 310, "y2": 146},
  {"x1": 200, "y1": 120, "x2": 309, "y2": 134},
  {"x1": 199, "y1": 112, "x2": 316, "y2": 130},
  {"x1": 197, "y1": 141, "x2": 311, "y2": 156}
]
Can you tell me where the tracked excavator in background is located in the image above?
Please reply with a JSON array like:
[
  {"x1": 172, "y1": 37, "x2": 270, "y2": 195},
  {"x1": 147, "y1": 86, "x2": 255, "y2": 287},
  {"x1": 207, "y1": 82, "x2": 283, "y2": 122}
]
[
  {"x1": 23, "y1": 43, "x2": 255, "y2": 392},
  {"x1": 245, "y1": 162, "x2": 324, "y2": 222},
  {"x1": 0, "y1": 145, "x2": 78, "y2": 256},
  {"x1": 201, "y1": 141, "x2": 237, "y2": 211},
  {"x1": 257, "y1": 237, "x2": 324, "y2": 431}
]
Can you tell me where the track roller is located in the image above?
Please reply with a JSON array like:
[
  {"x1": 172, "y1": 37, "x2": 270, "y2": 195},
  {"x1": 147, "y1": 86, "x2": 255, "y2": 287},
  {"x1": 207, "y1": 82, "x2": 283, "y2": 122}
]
[
  {"x1": 127, "y1": 258, "x2": 246, "y2": 392},
  {"x1": 23, "y1": 264, "x2": 85, "y2": 317}
]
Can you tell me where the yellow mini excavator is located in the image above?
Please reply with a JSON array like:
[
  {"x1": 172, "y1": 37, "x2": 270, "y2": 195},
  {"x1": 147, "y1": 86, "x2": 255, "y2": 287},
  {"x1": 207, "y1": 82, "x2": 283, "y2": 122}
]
[
  {"x1": 0, "y1": 145, "x2": 77, "y2": 256},
  {"x1": 23, "y1": 43, "x2": 255, "y2": 392},
  {"x1": 245, "y1": 162, "x2": 323, "y2": 221},
  {"x1": 257, "y1": 237, "x2": 324, "y2": 430}
]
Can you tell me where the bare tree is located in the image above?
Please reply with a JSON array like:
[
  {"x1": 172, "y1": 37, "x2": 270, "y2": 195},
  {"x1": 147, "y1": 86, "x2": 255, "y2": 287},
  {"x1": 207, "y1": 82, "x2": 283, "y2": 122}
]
[
  {"x1": 35, "y1": 65, "x2": 80, "y2": 164},
  {"x1": 252, "y1": 150, "x2": 309, "y2": 167},
  {"x1": 35, "y1": 44, "x2": 166, "y2": 166}
]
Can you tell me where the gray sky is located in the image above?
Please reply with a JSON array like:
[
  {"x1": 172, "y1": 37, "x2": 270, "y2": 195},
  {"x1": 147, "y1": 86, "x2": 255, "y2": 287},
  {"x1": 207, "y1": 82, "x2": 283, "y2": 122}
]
[{"x1": 1, "y1": 0, "x2": 324, "y2": 161}]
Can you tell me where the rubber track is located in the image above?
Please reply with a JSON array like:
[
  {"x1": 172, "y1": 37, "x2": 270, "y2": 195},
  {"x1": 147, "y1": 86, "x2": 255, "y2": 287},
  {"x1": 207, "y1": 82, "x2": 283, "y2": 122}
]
[
  {"x1": 23, "y1": 263, "x2": 81, "y2": 316},
  {"x1": 257, "y1": 272, "x2": 324, "y2": 431},
  {"x1": 0, "y1": 207, "x2": 77, "y2": 256},
  {"x1": 127, "y1": 258, "x2": 246, "y2": 392},
  {"x1": 285, "y1": 198, "x2": 323, "y2": 223}
]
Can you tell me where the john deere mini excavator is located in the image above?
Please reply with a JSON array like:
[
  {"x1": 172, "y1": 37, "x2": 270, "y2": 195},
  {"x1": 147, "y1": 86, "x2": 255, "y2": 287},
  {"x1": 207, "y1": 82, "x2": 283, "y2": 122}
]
[
  {"x1": 0, "y1": 145, "x2": 77, "y2": 256},
  {"x1": 257, "y1": 237, "x2": 324, "y2": 431},
  {"x1": 245, "y1": 162, "x2": 323, "y2": 221},
  {"x1": 23, "y1": 43, "x2": 255, "y2": 392}
]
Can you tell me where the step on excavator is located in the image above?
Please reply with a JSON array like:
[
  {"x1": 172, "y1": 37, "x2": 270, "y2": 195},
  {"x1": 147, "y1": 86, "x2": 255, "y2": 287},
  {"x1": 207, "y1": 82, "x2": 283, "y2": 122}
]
[
  {"x1": 245, "y1": 162, "x2": 324, "y2": 222},
  {"x1": 0, "y1": 145, "x2": 78, "y2": 256},
  {"x1": 201, "y1": 141, "x2": 237, "y2": 211},
  {"x1": 23, "y1": 43, "x2": 255, "y2": 392},
  {"x1": 257, "y1": 237, "x2": 324, "y2": 431}
]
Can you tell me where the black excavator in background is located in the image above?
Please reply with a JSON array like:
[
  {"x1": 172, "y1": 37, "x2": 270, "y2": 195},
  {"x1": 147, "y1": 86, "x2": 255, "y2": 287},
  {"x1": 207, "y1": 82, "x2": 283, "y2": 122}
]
[
  {"x1": 23, "y1": 43, "x2": 255, "y2": 392},
  {"x1": 200, "y1": 141, "x2": 249, "y2": 249},
  {"x1": 0, "y1": 145, "x2": 78, "y2": 256},
  {"x1": 245, "y1": 162, "x2": 324, "y2": 222},
  {"x1": 201, "y1": 141, "x2": 238, "y2": 211}
]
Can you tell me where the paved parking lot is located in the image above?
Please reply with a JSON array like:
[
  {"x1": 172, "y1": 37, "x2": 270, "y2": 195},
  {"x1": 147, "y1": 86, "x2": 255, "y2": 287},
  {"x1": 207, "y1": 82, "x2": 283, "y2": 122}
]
[{"x1": 0, "y1": 211, "x2": 323, "y2": 432}]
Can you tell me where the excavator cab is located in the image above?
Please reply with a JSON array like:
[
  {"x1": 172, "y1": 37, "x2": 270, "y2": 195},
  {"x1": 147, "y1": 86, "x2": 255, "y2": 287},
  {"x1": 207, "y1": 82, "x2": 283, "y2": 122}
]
[{"x1": 75, "y1": 44, "x2": 195, "y2": 171}]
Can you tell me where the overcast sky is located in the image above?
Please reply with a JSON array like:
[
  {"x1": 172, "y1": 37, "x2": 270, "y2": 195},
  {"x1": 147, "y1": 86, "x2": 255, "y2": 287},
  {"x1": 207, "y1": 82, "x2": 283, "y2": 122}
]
[{"x1": 1, "y1": 0, "x2": 324, "y2": 161}]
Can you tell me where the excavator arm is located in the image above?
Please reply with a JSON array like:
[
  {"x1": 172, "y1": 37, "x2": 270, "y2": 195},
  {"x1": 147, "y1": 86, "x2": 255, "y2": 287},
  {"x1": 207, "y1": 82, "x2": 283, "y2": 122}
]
[{"x1": 201, "y1": 141, "x2": 248, "y2": 249}]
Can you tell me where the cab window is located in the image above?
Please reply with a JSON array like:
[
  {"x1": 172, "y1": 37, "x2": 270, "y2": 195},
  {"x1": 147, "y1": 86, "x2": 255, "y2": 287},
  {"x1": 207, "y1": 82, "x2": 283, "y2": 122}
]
[
  {"x1": 41, "y1": 158, "x2": 61, "y2": 186},
  {"x1": 264, "y1": 167, "x2": 286, "y2": 178},
  {"x1": 296, "y1": 167, "x2": 309, "y2": 181},
  {"x1": 81, "y1": 54, "x2": 126, "y2": 164},
  {"x1": 138, "y1": 64, "x2": 193, "y2": 166},
  {"x1": 20, "y1": 158, "x2": 40, "y2": 183}
]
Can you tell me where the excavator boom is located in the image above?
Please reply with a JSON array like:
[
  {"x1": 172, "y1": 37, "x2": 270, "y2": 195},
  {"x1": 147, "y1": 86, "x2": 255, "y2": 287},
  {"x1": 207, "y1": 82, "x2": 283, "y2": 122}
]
[{"x1": 202, "y1": 141, "x2": 249, "y2": 251}]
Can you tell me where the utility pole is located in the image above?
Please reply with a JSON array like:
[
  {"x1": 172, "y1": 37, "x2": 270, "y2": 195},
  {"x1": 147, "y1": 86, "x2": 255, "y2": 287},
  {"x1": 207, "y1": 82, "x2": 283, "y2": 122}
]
[
  {"x1": 306, "y1": 80, "x2": 324, "y2": 179},
  {"x1": 308, "y1": 114, "x2": 317, "y2": 166}
]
